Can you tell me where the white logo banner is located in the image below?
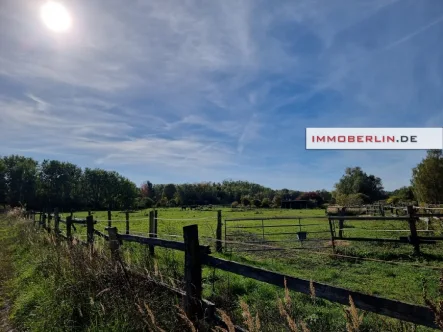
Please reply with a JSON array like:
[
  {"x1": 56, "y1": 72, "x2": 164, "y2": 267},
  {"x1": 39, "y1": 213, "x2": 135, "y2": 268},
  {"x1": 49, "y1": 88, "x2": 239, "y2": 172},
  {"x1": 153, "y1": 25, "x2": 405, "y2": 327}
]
[{"x1": 306, "y1": 128, "x2": 443, "y2": 150}]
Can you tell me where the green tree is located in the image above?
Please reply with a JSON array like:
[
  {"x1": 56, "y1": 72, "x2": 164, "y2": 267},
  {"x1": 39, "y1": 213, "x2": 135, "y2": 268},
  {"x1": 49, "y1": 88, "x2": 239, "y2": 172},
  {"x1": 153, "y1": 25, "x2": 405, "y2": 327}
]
[
  {"x1": 316, "y1": 189, "x2": 332, "y2": 203},
  {"x1": 336, "y1": 193, "x2": 370, "y2": 206},
  {"x1": 135, "y1": 197, "x2": 154, "y2": 209},
  {"x1": 163, "y1": 184, "x2": 176, "y2": 201},
  {"x1": 334, "y1": 167, "x2": 384, "y2": 203},
  {"x1": 3, "y1": 155, "x2": 38, "y2": 208},
  {"x1": 388, "y1": 186, "x2": 415, "y2": 203},
  {"x1": 261, "y1": 197, "x2": 270, "y2": 208},
  {"x1": 241, "y1": 195, "x2": 251, "y2": 206},
  {"x1": 81, "y1": 169, "x2": 137, "y2": 210},
  {"x1": 157, "y1": 197, "x2": 168, "y2": 207},
  {"x1": 116, "y1": 178, "x2": 138, "y2": 210},
  {"x1": 272, "y1": 195, "x2": 282, "y2": 208},
  {"x1": 253, "y1": 199, "x2": 261, "y2": 208},
  {"x1": 38, "y1": 160, "x2": 83, "y2": 210},
  {"x1": 411, "y1": 150, "x2": 443, "y2": 204}
]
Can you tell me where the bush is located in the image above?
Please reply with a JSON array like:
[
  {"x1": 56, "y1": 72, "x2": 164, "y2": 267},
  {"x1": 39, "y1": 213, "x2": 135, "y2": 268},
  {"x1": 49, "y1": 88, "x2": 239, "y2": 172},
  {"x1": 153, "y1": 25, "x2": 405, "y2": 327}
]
[
  {"x1": 386, "y1": 196, "x2": 400, "y2": 205},
  {"x1": 156, "y1": 197, "x2": 168, "y2": 207},
  {"x1": 335, "y1": 193, "x2": 370, "y2": 206},
  {"x1": 261, "y1": 198, "x2": 270, "y2": 208},
  {"x1": 135, "y1": 197, "x2": 154, "y2": 209},
  {"x1": 241, "y1": 196, "x2": 250, "y2": 206}
]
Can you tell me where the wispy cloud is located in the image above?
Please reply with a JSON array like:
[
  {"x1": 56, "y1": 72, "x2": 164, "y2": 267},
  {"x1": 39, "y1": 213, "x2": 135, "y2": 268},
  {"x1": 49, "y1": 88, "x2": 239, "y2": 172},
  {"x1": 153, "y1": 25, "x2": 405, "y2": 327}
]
[
  {"x1": 1, "y1": 0, "x2": 442, "y2": 190},
  {"x1": 237, "y1": 114, "x2": 262, "y2": 154}
]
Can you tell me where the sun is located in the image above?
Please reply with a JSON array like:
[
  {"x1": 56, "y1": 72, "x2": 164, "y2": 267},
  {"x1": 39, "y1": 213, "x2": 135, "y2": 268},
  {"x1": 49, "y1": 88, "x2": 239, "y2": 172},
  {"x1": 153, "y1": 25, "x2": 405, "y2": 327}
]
[{"x1": 40, "y1": 1, "x2": 72, "y2": 33}]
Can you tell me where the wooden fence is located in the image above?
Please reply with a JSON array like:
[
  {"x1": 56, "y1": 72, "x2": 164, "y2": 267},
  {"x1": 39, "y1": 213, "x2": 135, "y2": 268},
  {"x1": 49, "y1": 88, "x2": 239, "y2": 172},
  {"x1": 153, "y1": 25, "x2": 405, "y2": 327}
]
[
  {"x1": 23, "y1": 211, "x2": 440, "y2": 330},
  {"x1": 223, "y1": 206, "x2": 443, "y2": 255},
  {"x1": 328, "y1": 206, "x2": 443, "y2": 254}
]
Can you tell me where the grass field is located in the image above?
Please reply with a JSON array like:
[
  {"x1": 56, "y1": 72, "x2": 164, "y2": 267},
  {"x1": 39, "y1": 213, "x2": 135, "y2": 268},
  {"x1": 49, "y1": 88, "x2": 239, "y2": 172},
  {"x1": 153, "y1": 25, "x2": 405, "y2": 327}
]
[
  {"x1": 11, "y1": 209, "x2": 443, "y2": 330},
  {"x1": 61, "y1": 207, "x2": 443, "y2": 306}
]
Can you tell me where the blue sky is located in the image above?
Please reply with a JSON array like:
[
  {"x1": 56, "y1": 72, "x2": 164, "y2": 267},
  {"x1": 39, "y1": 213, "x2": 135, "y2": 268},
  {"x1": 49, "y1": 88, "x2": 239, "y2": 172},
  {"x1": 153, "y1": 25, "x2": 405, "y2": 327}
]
[{"x1": 1, "y1": 0, "x2": 442, "y2": 191}]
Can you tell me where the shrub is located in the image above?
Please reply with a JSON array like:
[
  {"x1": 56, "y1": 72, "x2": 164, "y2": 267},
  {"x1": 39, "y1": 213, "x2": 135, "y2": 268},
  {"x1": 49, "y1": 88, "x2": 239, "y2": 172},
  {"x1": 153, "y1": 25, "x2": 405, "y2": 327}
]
[
  {"x1": 261, "y1": 198, "x2": 270, "y2": 208},
  {"x1": 241, "y1": 196, "x2": 251, "y2": 206},
  {"x1": 136, "y1": 197, "x2": 154, "y2": 209}
]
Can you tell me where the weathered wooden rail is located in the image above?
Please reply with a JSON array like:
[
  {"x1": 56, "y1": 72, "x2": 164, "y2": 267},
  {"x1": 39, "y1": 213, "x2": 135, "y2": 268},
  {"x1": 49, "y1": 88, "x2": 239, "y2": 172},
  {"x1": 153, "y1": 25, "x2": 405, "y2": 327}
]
[
  {"x1": 24, "y1": 211, "x2": 440, "y2": 330},
  {"x1": 328, "y1": 206, "x2": 443, "y2": 254}
]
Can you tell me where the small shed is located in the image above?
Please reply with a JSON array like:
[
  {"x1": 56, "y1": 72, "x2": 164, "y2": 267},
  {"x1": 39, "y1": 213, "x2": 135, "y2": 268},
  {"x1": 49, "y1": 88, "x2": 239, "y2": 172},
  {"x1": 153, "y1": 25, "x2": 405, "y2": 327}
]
[{"x1": 281, "y1": 200, "x2": 310, "y2": 209}]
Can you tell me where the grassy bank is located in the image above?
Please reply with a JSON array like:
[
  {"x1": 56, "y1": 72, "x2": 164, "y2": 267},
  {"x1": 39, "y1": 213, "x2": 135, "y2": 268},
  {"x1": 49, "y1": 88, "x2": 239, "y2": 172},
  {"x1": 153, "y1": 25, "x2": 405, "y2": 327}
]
[{"x1": 2, "y1": 212, "x2": 442, "y2": 331}]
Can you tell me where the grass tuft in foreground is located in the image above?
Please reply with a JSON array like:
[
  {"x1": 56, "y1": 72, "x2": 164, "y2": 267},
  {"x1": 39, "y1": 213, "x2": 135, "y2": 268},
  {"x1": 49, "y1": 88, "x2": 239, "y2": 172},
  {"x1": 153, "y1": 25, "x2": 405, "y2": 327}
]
[{"x1": 0, "y1": 214, "x2": 199, "y2": 331}]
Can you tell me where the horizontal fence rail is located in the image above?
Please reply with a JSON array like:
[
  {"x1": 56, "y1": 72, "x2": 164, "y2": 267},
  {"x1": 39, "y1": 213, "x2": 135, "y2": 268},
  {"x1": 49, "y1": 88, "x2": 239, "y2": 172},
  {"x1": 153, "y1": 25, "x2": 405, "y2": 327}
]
[
  {"x1": 118, "y1": 233, "x2": 211, "y2": 254},
  {"x1": 202, "y1": 256, "x2": 436, "y2": 329}
]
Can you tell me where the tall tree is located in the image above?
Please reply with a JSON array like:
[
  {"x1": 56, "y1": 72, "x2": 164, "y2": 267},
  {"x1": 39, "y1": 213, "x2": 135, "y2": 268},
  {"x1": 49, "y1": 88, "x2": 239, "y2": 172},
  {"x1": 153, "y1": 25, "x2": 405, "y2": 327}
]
[
  {"x1": 140, "y1": 181, "x2": 154, "y2": 198},
  {"x1": 272, "y1": 195, "x2": 282, "y2": 208},
  {"x1": 411, "y1": 150, "x2": 443, "y2": 204},
  {"x1": 38, "y1": 160, "x2": 83, "y2": 210},
  {"x1": 163, "y1": 184, "x2": 177, "y2": 201},
  {"x1": 388, "y1": 186, "x2": 415, "y2": 203},
  {"x1": 3, "y1": 155, "x2": 38, "y2": 208},
  {"x1": 334, "y1": 167, "x2": 384, "y2": 203},
  {"x1": 316, "y1": 189, "x2": 332, "y2": 203}
]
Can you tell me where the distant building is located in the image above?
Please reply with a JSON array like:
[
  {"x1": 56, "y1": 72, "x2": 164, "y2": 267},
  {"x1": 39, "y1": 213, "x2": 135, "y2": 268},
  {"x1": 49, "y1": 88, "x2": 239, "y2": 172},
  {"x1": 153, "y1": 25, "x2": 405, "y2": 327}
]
[{"x1": 281, "y1": 200, "x2": 310, "y2": 209}]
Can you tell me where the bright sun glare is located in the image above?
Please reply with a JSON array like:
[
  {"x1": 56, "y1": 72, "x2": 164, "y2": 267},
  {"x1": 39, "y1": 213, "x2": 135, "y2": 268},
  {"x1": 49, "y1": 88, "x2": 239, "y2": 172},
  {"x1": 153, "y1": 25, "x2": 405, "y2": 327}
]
[{"x1": 40, "y1": 1, "x2": 72, "y2": 32}]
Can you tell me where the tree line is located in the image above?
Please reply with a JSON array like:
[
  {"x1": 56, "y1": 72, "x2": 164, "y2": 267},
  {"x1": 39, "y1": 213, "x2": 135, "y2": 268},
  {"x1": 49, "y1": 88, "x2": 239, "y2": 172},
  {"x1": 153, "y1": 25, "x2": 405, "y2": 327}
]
[
  {"x1": 0, "y1": 150, "x2": 441, "y2": 211},
  {"x1": 0, "y1": 155, "x2": 331, "y2": 210},
  {"x1": 0, "y1": 156, "x2": 138, "y2": 211}
]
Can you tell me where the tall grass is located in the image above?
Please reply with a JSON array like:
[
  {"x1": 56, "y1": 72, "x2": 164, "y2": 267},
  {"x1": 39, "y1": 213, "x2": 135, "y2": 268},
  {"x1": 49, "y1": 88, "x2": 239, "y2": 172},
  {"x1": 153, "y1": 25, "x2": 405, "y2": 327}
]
[
  {"x1": 2, "y1": 216, "x2": 195, "y2": 331},
  {"x1": 1, "y1": 214, "x2": 440, "y2": 332}
]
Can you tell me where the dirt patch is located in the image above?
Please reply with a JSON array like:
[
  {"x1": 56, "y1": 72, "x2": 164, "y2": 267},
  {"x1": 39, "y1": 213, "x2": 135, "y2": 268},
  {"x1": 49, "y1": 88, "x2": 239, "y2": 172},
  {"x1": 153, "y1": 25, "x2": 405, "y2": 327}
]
[{"x1": 332, "y1": 240, "x2": 351, "y2": 247}]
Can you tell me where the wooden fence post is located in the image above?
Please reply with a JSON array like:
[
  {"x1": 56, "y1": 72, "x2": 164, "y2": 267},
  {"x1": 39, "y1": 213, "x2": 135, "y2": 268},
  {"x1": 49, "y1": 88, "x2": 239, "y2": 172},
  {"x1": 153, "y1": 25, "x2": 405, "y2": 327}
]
[
  {"x1": 407, "y1": 205, "x2": 420, "y2": 255},
  {"x1": 54, "y1": 208, "x2": 59, "y2": 234},
  {"x1": 42, "y1": 213, "x2": 47, "y2": 229},
  {"x1": 107, "y1": 209, "x2": 112, "y2": 228},
  {"x1": 328, "y1": 217, "x2": 336, "y2": 252},
  {"x1": 183, "y1": 225, "x2": 203, "y2": 322},
  {"x1": 216, "y1": 210, "x2": 222, "y2": 253},
  {"x1": 338, "y1": 207, "x2": 345, "y2": 239},
  {"x1": 47, "y1": 213, "x2": 52, "y2": 233},
  {"x1": 66, "y1": 216, "x2": 72, "y2": 241},
  {"x1": 125, "y1": 211, "x2": 130, "y2": 235},
  {"x1": 38, "y1": 212, "x2": 42, "y2": 226},
  {"x1": 154, "y1": 212, "x2": 158, "y2": 238},
  {"x1": 86, "y1": 215, "x2": 94, "y2": 245},
  {"x1": 106, "y1": 227, "x2": 120, "y2": 258},
  {"x1": 149, "y1": 211, "x2": 155, "y2": 255}
]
